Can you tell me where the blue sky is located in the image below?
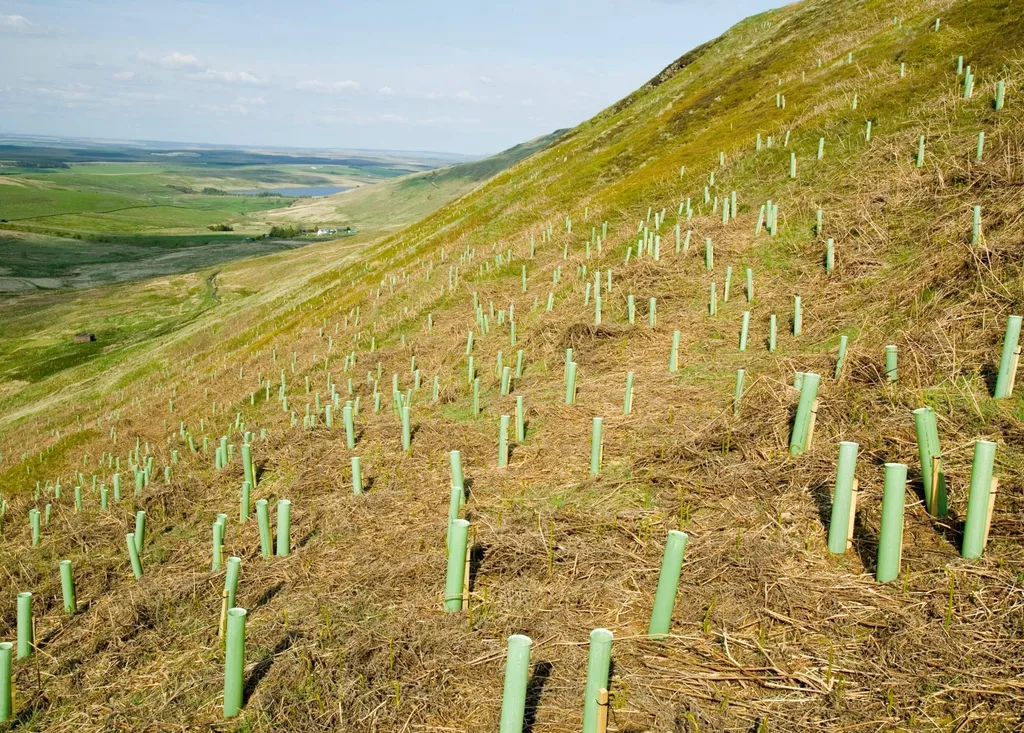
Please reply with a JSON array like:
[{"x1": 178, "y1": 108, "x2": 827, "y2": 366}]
[{"x1": 0, "y1": 0, "x2": 784, "y2": 155}]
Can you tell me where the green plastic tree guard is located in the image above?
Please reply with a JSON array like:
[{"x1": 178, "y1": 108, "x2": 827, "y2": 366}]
[
  {"x1": 450, "y1": 450, "x2": 464, "y2": 494},
  {"x1": 885, "y1": 345, "x2": 898, "y2": 383},
  {"x1": 223, "y1": 607, "x2": 247, "y2": 718},
  {"x1": 344, "y1": 403, "x2": 355, "y2": 449},
  {"x1": 134, "y1": 510, "x2": 145, "y2": 553},
  {"x1": 649, "y1": 297, "x2": 657, "y2": 328},
  {"x1": 473, "y1": 378, "x2": 481, "y2": 416},
  {"x1": 582, "y1": 628, "x2": 613, "y2": 733},
  {"x1": 746, "y1": 268, "x2": 753, "y2": 301},
  {"x1": 516, "y1": 396, "x2": 525, "y2": 442},
  {"x1": 705, "y1": 238, "x2": 713, "y2": 270},
  {"x1": 962, "y1": 440, "x2": 997, "y2": 559},
  {"x1": 401, "y1": 406, "x2": 411, "y2": 452},
  {"x1": 30, "y1": 508, "x2": 40, "y2": 546},
  {"x1": 16, "y1": 592, "x2": 32, "y2": 659},
  {"x1": 590, "y1": 418, "x2": 603, "y2": 476},
  {"x1": 241, "y1": 444, "x2": 254, "y2": 487},
  {"x1": 498, "y1": 415, "x2": 510, "y2": 468},
  {"x1": 60, "y1": 559, "x2": 76, "y2": 614},
  {"x1": 734, "y1": 369, "x2": 745, "y2": 415},
  {"x1": 972, "y1": 205, "x2": 982, "y2": 244},
  {"x1": 740, "y1": 312, "x2": 750, "y2": 351},
  {"x1": 993, "y1": 315, "x2": 1022, "y2": 398},
  {"x1": 256, "y1": 499, "x2": 271, "y2": 558},
  {"x1": 351, "y1": 456, "x2": 363, "y2": 495},
  {"x1": 565, "y1": 362, "x2": 578, "y2": 405},
  {"x1": 913, "y1": 406, "x2": 947, "y2": 516},
  {"x1": 789, "y1": 372, "x2": 821, "y2": 456},
  {"x1": 793, "y1": 296, "x2": 802, "y2": 335},
  {"x1": 669, "y1": 331, "x2": 681, "y2": 372},
  {"x1": 225, "y1": 556, "x2": 241, "y2": 610},
  {"x1": 876, "y1": 463, "x2": 907, "y2": 582},
  {"x1": 769, "y1": 314, "x2": 777, "y2": 352},
  {"x1": 995, "y1": 80, "x2": 1005, "y2": 111},
  {"x1": 648, "y1": 530, "x2": 688, "y2": 638},
  {"x1": 976, "y1": 131, "x2": 985, "y2": 162},
  {"x1": 444, "y1": 519, "x2": 470, "y2": 611},
  {"x1": 240, "y1": 480, "x2": 251, "y2": 522},
  {"x1": 0, "y1": 642, "x2": 11, "y2": 722},
  {"x1": 916, "y1": 136, "x2": 925, "y2": 168},
  {"x1": 709, "y1": 283, "x2": 717, "y2": 316},
  {"x1": 212, "y1": 520, "x2": 224, "y2": 571},
  {"x1": 826, "y1": 239, "x2": 834, "y2": 274},
  {"x1": 276, "y1": 499, "x2": 291, "y2": 557},
  {"x1": 499, "y1": 635, "x2": 532, "y2": 733},
  {"x1": 126, "y1": 533, "x2": 143, "y2": 579},
  {"x1": 828, "y1": 442, "x2": 859, "y2": 554},
  {"x1": 623, "y1": 372, "x2": 634, "y2": 415}
]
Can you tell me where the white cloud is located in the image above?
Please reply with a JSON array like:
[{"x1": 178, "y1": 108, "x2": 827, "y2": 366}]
[
  {"x1": 112, "y1": 71, "x2": 135, "y2": 81},
  {"x1": 0, "y1": 14, "x2": 32, "y2": 31},
  {"x1": 378, "y1": 86, "x2": 394, "y2": 96},
  {"x1": 35, "y1": 84, "x2": 93, "y2": 103},
  {"x1": 191, "y1": 69, "x2": 262, "y2": 84},
  {"x1": 237, "y1": 95, "x2": 266, "y2": 105},
  {"x1": 478, "y1": 75, "x2": 494, "y2": 85},
  {"x1": 298, "y1": 79, "x2": 359, "y2": 93},
  {"x1": 160, "y1": 51, "x2": 204, "y2": 70}
]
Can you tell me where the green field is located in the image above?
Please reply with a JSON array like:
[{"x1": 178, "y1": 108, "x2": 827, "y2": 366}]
[{"x1": 0, "y1": 137, "x2": 560, "y2": 291}]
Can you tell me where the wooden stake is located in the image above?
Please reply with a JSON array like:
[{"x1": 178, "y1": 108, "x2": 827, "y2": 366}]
[
  {"x1": 982, "y1": 477, "x2": 998, "y2": 549},
  {"x1": 806, "y1": 399, "x2": 820, "y2": 450},
  {"x1": 462, "y1": 543, "x2": 471, "y2": 611},
  {"x1": 847, "y1": 479, "x2": 859, "y2": 549},
  {"x1": 218, "y1": 589, "x2": 229, "y2": 638},
  {"x1": 1007, "y1": 347, "x2": 1021, "y2": 396},
  {"x1": 597, "y1": 687, "x2": 609, "y2": 733},
  {"x1": 929, "y1": 455, "x2": 941, "y2": 515}
]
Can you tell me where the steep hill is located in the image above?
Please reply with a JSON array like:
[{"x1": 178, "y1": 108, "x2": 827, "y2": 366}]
[{"x1": 1, "y1": 0, "x2": 1024, "y2": 731}]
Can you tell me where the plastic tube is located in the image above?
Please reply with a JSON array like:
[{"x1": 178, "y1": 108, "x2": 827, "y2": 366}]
[
  {"x1": 499, "y1": 635, "x2": 532, "y2": 733},
  {"x1": 276, "y1": 499, "x2": 291, "y2": 557},
  {"x1": 828, "y1": 442, "x2": 859, "y2": 554},
  {"x1": 962, "y1": 441, "x2": 997, "y2": 559},
  {"x1": 582, "y1": 629, "x2": 613, "y2": 733},
  {"x1": 648, "y1": 530, "x2": 688, "y2": 638},
  {"x1": 223, "y1": 607, "x2": 247, "y2": 718},
  {"x1": 876, "y1": 463, "x2": 907, "y2": 582},
  {"x1": 127, "y1": 533, "x2": 143, "y2": 579},
  {"x1": 256, "y1": 499, "x2": 271, "y2": 558},
  {"x1": 444, "y1": 519, "x2": 470, "y2": 611}
]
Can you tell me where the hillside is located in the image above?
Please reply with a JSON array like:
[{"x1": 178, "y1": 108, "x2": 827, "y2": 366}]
[
  {"x1": 1, "y1": 0, "x2": 1024, "y2": 730},
  {"x1": 264, "y1": 130, "x2": 567, "y2": 235}
]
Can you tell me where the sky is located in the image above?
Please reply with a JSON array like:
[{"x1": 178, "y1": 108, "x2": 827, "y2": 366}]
[{"x1": 0, "y1": 0, "x2": 784, "y2": 156}]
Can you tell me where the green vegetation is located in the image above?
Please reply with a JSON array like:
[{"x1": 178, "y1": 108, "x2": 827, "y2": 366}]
[{"x1": 1, "y1": 0, "x2": 1023, "y2": 731}]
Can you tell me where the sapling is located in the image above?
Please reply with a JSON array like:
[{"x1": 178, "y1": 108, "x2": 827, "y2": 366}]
[
  {"x1": 623, "y1": 372, "x2": 634, "y2": 415},
  {"x1": 789, "y1": 373, "x2": 820, "y2": 455}
]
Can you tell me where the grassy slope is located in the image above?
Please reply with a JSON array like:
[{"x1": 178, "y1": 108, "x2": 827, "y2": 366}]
[
  {"x1": 265, "y1": 130, "x2": 567, "y2": 234},
  {"x1": 1, "y1": 0, "x2": 1024, "y2": 731}
]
